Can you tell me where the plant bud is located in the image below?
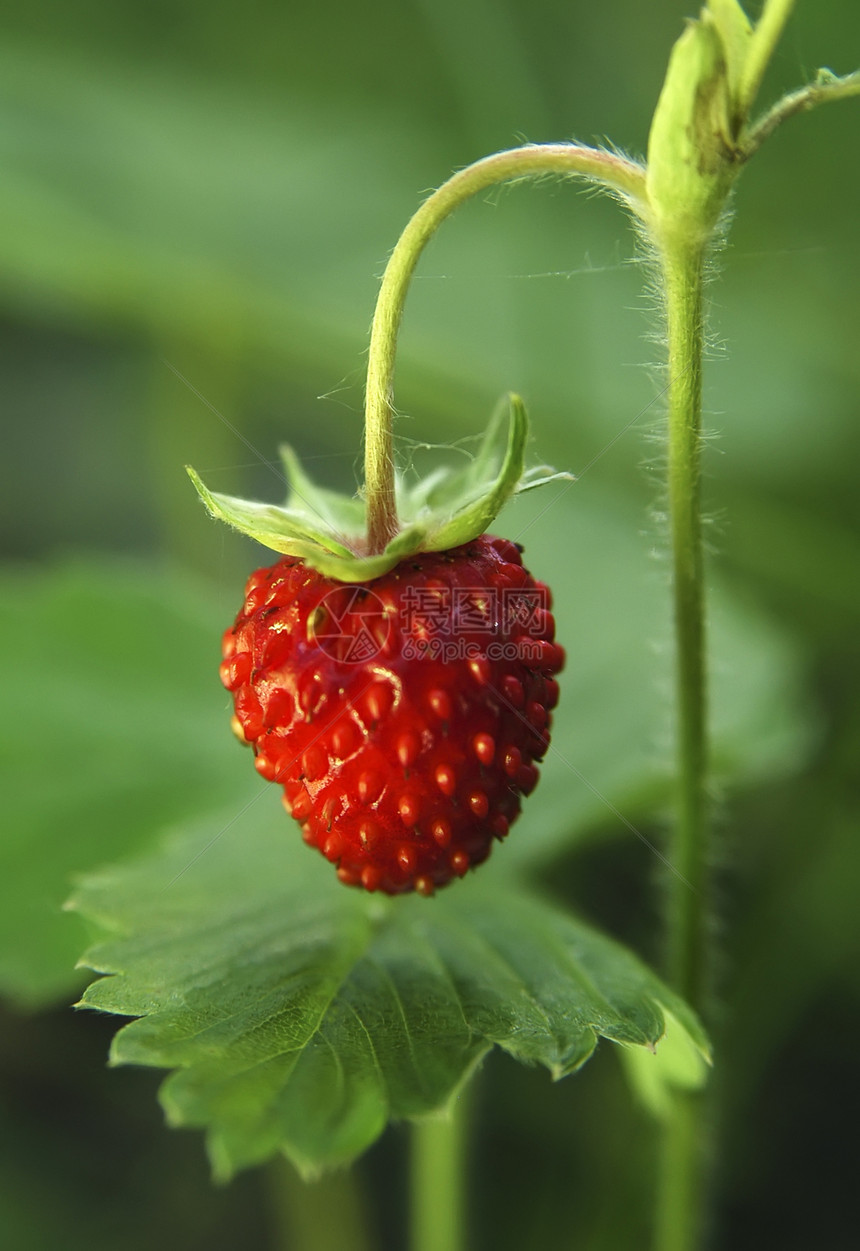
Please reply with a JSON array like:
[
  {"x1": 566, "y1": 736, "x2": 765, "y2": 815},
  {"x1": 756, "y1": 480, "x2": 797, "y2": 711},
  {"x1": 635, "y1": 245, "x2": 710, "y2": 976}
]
[{"x1": 646, "y1": 9, "x2": 741, "y2": 245}]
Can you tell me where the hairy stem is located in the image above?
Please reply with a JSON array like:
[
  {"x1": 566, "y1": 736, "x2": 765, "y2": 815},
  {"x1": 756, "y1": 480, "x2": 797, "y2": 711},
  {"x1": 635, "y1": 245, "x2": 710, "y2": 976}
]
[
  {"x1": 663, "y1": 238, "x2": 709, "y2": 1007},
  {"x1": 410, "y1": 1095, "x2": 471, "y2": 1251},
  {"x1": 654, "y1": 235, "x2": 710, "y2": 1251},
  {"x1": 742, "y1": 69, "x2": 860, "y2": 159},
  {"x1": 363, "y1": 144, "x2": 647, "y2": 552}
]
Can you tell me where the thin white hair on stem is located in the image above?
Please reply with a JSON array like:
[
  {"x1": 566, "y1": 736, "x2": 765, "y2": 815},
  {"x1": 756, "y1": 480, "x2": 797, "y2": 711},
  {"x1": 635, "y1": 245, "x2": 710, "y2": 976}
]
[
  {"x1": 316, "y1": 363, "x2": 365, "y2": 401},
  {"x1": 393, "y1": 428, "x2": 487, "y2": 483}
]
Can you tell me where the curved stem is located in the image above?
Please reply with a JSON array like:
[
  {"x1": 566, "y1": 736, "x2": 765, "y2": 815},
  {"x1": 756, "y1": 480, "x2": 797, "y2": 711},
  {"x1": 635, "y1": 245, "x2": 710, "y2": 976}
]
[{"x1": 363, "y1": 143, "x2": 647, "y2": 552}]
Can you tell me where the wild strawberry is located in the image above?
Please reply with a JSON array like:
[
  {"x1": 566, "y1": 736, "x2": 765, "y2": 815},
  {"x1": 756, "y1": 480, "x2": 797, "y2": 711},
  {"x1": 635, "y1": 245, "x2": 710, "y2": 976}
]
[
  {"x1": 220, "y1": 535, "x2": 563, "y2": 895},
  {"x1": 190, "y1": 391, "x2": 569, "y2": 892}
]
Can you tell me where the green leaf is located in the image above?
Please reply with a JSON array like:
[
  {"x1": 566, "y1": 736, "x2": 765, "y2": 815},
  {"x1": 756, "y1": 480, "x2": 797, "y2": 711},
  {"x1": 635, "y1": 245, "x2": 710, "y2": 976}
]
[
  {"x1": 0, "y1": 558, "x2": 247, "y2": 1008},
  {"x1": 69, "y1": 803, "x2": 708, "y2": 1179}
]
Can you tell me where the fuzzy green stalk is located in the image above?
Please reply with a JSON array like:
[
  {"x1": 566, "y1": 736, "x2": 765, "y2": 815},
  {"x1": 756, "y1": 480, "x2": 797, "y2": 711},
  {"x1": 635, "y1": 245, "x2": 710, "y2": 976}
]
[
  {"x1": 652, "y1": 235, "x2": 711, "y2": 1251},
  {"x1": 410, "y1": 1097, "x2": 471, "y2": 1251},
  {"x1": 662, "y1": 238, "x2": 709, "y2": 1009},
  {"x1": 742, "y1": 68, "x2": 860, "y2": 158},
  {"x1": 363, "y1": 144, "x2": 647, "y2": 552}
]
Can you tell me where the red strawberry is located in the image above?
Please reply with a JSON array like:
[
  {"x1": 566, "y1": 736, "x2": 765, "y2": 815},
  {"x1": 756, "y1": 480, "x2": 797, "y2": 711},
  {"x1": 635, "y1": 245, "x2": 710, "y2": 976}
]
[{"x1": 221, "y1": 534, "x2": 563, "y2": 895}]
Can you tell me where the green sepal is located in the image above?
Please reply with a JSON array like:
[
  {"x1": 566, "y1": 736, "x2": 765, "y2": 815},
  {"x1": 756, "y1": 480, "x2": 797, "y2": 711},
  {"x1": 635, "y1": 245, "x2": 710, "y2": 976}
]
[
  {"x1": 413, "y1": 395, "x2": 548, "y2": 551},
  {"x1": 187, "y1": 394, "x2": 570, "y2": 582}
]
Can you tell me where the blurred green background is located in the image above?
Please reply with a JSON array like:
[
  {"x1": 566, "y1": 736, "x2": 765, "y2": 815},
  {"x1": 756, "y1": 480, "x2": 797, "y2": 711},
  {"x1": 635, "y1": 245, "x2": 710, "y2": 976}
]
[{"x1": 1, "y1": 1, "x2": 858, "y2": 1248}]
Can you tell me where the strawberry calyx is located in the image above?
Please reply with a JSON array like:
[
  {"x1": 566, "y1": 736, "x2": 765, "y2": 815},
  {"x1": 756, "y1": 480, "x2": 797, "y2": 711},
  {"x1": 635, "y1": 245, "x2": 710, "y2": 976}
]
[{"x1": 187, "y1": 395, "x2": 570, "y2": 582}]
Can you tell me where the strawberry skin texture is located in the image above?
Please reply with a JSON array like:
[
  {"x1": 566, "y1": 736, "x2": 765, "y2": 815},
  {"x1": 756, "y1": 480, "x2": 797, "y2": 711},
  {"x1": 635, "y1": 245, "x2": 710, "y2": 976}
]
[{"x1": 220, "y1": 535, "x2": 564, "y2": 895}]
